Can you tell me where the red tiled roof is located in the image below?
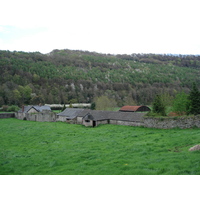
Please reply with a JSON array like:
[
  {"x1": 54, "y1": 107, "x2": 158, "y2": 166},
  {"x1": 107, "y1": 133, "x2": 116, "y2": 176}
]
[
  {"x1": 119, "y1": 105, "x2": 151, "y2": 112},
  {"x1": 119, "y1": 106, "x2": 141, "y2": 112}
]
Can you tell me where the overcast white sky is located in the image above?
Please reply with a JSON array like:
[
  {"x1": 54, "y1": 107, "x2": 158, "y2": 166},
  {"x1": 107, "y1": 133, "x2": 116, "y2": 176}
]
[{"x1": 0, "y1": 0, "x2": 200, "y2": 55}]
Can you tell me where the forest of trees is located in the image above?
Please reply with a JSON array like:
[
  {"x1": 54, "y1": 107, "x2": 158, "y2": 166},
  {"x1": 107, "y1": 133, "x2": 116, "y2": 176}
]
[{"x1": 0, "y1": 49, "x2": 200, "y2": 107}]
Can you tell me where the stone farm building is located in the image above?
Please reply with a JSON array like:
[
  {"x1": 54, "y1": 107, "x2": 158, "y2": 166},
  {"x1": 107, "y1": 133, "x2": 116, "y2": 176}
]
[
  {"x1": 16, "y1": 105, "x2": 55, "y2": 121},
  {"x1": 57, "y1": 108, "x2": 85, "y2": 122},
  {"x1": 18, "y1": 105, "x2": 51, "y2": 114},
  {"x1": 57, "y1": 108, "x2": 146, "y2": 127}
]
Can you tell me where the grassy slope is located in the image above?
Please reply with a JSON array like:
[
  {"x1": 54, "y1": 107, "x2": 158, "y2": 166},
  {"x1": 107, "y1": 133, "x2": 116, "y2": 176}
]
[{"x1": 0, "y1": 119, "x2": 200, "y2": 175}]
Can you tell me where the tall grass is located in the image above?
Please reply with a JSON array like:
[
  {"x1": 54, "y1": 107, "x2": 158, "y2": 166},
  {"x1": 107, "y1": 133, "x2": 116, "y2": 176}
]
[{"x1": 0, "y1": 119, "x2": 200, "y2": 175}]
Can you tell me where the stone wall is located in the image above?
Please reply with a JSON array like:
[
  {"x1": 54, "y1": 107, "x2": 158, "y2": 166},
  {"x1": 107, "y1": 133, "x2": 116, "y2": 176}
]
[
  {"x1": 143, "y1": 115, "x2": 200, "y2": 129},
  {"x1": 96, "y1": 120, "x2": 109, "y2": 126},
  {"x1": 0, "y1": 113, "x2": 15, "y2": 119},
  {"x1": 110, "y1": 120, "x2": 144, "y2": 127},
  {"x1": 15, "y1": 112, "x2": 26, "y2": 120},
  {"x1": 77, "y1": 117, "x2": 83, "y2": 125},
  {"x1": 82, "y1": 119, "x2": 94, "y2": 127},
  {"x1": 57, "y1": 115, "x2": 66, "y2": 122}
]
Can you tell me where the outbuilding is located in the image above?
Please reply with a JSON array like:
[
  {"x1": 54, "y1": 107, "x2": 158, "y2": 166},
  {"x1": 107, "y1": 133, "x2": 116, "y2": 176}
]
[
  {"x1": 16, "y1": 105, "x2": 51, "y2": 120},
  {"x1": 18, "y1": 105, "x2": 51, "y2": 114},
  {"x1": 57, "y1": 108, "x2": 85, "y2": 122},
  {"x1": 79, "y1": 110, "x2": 146, "y2": 127}
]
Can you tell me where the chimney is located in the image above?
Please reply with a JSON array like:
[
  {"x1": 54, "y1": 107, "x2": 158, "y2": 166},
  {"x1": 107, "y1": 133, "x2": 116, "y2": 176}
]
[{"x1": 22, "y1": 105, "x2": 24, "y2": 113}]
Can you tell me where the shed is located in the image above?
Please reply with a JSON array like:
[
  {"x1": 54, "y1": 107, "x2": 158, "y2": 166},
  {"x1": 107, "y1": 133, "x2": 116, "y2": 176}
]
[{"x1": 119, "y1": 105, "x2": 151, "y2": 112}]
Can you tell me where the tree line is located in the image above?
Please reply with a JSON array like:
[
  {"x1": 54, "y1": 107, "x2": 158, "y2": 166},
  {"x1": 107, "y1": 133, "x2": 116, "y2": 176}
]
[{"x1": 152, "y1": 83, "x2": 200, "y2": 116}]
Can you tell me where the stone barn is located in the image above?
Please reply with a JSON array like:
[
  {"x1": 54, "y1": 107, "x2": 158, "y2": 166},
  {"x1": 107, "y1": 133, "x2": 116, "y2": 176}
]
[
  {"x1": 16, "y1": 105, "x2": 51, "y2": 120},
  {"x1": 81, "y1": 110, "x2": 110, "y2": 127},
  {"x1": 57, "y1": 108, "x2": 85, "y2": 122},
  {"x1": 119, "y1": 105, "x2": 151, "y2": 112},
  {"x1": 79, "y1": 110, "x2": 146, "y2": 127},
  {"x1": 18, "y1": 105, "x2": 51, "y2": 114}
]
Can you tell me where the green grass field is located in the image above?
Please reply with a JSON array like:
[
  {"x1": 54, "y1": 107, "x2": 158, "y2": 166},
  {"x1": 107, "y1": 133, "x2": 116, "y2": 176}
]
[{"x1": 0, "y1": 118, "x2": 200, "y2": 175}]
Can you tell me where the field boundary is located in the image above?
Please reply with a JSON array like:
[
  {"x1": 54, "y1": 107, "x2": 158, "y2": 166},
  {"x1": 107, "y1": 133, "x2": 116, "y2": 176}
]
[
  {"x1": 144, "y1": 115, "x2": 200, "y2": 129},
  {"x1": 0, "y1": 113, "x2": 15, "y2": 119}
]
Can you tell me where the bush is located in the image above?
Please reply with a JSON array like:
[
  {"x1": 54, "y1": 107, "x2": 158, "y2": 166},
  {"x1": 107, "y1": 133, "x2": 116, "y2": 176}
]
[
  {"x1": 7, "y1": 105, "x2": 20, "y2": 112},
  {"x1": 2, "y1": 105, "x2": 9, "y2": 112}
]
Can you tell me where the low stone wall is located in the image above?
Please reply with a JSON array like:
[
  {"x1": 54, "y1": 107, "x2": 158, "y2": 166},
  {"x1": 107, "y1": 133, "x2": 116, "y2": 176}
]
[
  {"x1": 110, "y1": 120, "x2": 144, "y2": 127},
  {"x1": 0, "y1": 113, "x2": 15, "y2": 119},
  {"x1": 143, "y1": 115, "x2": 200, "y2": 129},
  {"x1": 97, "y1": 120, "x2": 109, "y2": 126},
  {"x1": 57, "y1": 115, "x2": 67, "y2": 122}
]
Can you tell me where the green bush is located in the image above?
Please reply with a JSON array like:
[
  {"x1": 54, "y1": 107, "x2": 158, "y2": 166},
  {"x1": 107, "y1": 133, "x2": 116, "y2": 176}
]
[
  {"x1": 2, "y1": 105, "x2": 9, "y2": 112},
  {"x1": 7, "y1": 105, "x2": 20, "y2": 112}
]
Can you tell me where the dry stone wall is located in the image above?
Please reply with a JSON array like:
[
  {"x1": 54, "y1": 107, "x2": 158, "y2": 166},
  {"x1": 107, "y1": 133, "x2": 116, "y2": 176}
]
[
  {"x1": 143, "y1": 115, "x2": 200, "y2": 129},
  {"x1": 0, "y1": 113, "x2": 15, "y2": 119},
  {"x1": 109, "y1": 120, "x2": 144, "y2": 127}
]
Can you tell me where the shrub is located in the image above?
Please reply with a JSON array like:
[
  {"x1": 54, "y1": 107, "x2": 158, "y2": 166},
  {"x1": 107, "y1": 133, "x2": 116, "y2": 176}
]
[
  {"x1": 7, "y1": 105, "x2": 20, "y2": 112},
  {"x1": 2, "y1": 105, "x2": 9, "y2": 112}
]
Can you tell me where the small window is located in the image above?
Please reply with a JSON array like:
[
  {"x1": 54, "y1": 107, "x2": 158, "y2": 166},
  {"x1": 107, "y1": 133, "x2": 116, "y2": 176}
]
[{"x1": 85, "y1": 120, "x2": 90, "y2": 123}]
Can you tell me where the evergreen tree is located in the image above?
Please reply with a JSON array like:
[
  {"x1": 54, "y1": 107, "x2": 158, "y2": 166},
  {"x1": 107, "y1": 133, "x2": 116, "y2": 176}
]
[
  {"x1": 152, "y1": 95, "x2": 166, "y2": 116},
  {"x1": 61, "y1": 104, "x2": 66, "y2": 111},
  {"x1": 91, "y1": 102, "x2": 96, "y2": 110},
  {"x1": 173, "y1": 91, "x2": 188, "y2": 115},
  {"x1": 187, "y1": 83, "x2": 200, "y2": 115}
]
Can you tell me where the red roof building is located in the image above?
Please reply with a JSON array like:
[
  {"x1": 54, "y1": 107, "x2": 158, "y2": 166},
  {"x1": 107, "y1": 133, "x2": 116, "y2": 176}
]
[{"x1": 119, "y1": 105, "x2": 151, "y2": 112}]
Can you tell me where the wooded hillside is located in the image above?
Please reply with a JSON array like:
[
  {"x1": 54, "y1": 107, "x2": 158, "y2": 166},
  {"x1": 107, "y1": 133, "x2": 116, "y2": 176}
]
[{"x1": 1, "y1": 49, "x2": 200, "y2": 106}]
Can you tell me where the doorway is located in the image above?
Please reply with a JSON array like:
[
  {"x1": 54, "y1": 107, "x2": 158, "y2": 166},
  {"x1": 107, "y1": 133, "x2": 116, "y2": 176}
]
[{"x1": 93, "y1": 121, "x2": 96, "y2": 127}]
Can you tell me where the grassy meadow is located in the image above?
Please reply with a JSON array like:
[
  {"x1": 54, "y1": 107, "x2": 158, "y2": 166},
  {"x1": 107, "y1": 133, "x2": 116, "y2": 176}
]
[{"x1": 0, "y1": 118, "x2": 200, "y2": 175}]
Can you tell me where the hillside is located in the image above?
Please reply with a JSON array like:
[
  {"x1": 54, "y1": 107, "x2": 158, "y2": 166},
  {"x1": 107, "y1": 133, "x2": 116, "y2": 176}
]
[{"x1": 0, "y1": 49, "x2": 200, "y2": 106}]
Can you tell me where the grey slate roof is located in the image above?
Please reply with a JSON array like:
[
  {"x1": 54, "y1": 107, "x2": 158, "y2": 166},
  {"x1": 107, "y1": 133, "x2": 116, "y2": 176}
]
[
  {"x1": 57, "y1": 108, "x2": 84, "y2": 119},
  {"x1": 79, "y1": 110, "x2": 146, "y2": 122},
  {"x1": 18, "y1": 105, "x2": 51, "y2": 113},
  {"x1": 18, "y1": 105, "x2": 32, "y2": 113},
  {"x1": 109, "y1": 111, "x2": 146, "y2": 122},
  {"x1": 33, "y1": 105, "x2": 51, "y2": 112}
]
